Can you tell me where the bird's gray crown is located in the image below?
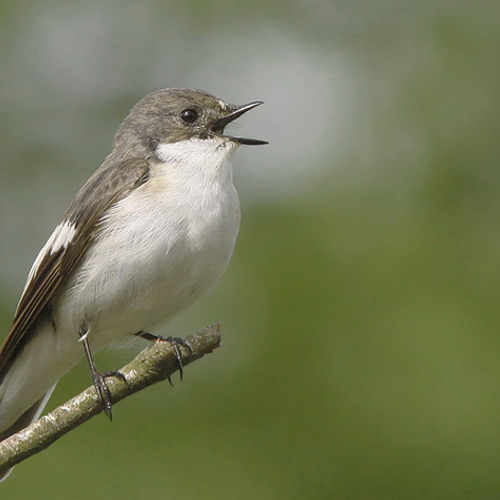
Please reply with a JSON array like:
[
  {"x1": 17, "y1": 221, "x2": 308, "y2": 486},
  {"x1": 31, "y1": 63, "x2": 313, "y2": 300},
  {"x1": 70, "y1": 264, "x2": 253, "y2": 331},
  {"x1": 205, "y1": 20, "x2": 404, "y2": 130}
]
[{"x1": 112, "y1": 88, "x2": 266, "y2": 156}]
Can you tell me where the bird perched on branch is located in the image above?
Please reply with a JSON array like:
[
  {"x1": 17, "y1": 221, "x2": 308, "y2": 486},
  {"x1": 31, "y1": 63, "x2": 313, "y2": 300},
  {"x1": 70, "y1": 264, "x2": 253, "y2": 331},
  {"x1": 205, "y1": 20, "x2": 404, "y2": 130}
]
[{"x1": 0, "y1": 88, "x2": 267, "y2": 480}]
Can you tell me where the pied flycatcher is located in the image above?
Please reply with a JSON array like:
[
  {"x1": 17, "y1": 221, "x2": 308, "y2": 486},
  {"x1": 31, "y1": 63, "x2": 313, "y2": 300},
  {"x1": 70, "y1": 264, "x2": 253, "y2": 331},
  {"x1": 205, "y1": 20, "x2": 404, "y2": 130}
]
[{"x1": 0, "y1": 88, "x2": 267, "y2": 479}]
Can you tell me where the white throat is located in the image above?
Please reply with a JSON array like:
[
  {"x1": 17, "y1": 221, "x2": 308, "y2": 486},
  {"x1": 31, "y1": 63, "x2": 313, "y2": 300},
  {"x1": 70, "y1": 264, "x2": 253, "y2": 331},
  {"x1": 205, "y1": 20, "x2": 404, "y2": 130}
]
[{"x1": 155, "y1": 137, "x2": 237, "y2": 169}]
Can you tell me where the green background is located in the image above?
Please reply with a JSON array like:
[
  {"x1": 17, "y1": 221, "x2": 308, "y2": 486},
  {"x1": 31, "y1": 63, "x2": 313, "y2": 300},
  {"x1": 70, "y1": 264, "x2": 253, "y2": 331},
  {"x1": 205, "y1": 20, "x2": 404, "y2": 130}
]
[{"x1": 1, "y1": 0, "x2": 500, "y2": 498}]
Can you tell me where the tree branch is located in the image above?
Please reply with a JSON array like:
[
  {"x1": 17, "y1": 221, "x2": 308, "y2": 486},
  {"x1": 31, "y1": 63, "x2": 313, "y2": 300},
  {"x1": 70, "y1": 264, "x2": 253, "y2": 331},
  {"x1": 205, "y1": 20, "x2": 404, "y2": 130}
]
[{"x1": 0, "y1": 324, "x2": 221, "y2": 475}]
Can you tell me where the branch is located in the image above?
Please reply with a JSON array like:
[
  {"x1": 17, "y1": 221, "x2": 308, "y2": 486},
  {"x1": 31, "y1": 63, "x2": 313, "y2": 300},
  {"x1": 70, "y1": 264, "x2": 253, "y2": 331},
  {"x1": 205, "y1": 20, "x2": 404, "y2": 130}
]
[{"x1": 0, "y1": 324, "x2": 221, "y2": 475}]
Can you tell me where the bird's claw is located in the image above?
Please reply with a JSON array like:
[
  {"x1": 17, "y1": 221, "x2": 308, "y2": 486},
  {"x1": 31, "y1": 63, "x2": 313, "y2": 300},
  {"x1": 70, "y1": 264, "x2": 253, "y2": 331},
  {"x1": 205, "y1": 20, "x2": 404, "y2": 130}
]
[{"x1": 91, "y1": 370, "x2": 126, "y2": 420}]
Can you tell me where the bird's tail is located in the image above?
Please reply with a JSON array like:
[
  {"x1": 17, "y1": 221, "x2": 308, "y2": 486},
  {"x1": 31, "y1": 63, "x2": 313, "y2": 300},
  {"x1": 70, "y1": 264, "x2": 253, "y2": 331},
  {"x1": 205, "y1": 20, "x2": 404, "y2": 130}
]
[
  {"x1": 0, "y1": 320, "x2": 82, "y2": 481},
  {"x1": 0, "y1": 384, "x2": 56, "y2": 481}
]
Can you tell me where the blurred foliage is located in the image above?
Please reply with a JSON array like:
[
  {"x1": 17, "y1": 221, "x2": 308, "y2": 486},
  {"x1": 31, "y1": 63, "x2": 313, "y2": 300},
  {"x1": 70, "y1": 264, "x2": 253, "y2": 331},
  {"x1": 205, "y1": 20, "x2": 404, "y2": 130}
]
[{"x1": 1, "y1": 0, "x2": 500, "y2": 498}]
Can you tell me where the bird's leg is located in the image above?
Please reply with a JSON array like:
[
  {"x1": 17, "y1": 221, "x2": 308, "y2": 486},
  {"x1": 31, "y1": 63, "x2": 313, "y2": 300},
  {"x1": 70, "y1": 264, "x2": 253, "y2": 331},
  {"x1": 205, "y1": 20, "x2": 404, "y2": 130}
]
[
  {"x1": 134, "y1": 331, "x2": 193, "y2": 385},
  {"x1": 79, "y1": 327, "x2": 126, "y2": 420}
]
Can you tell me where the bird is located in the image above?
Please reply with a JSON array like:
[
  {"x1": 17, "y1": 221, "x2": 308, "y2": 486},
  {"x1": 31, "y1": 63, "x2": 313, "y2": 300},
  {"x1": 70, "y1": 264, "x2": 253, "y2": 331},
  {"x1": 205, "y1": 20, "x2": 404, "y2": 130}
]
[{"x1": 0, "y1": 88, "x2": 267, "y2": 480}]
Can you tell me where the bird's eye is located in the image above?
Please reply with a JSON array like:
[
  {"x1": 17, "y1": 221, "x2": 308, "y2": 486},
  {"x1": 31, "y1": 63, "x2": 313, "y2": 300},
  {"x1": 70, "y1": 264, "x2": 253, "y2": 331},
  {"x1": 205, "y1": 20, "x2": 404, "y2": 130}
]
[{"x1": 180, "y1": 109, "x2": 199, "y2": 124}]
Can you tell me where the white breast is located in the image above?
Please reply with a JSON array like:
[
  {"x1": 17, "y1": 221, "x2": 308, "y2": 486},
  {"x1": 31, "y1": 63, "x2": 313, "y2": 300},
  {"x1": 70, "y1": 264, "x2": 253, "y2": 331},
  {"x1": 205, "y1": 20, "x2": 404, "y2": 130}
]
[{"x1": 58, "y1": 137, "x2": 240, "y2": 349}]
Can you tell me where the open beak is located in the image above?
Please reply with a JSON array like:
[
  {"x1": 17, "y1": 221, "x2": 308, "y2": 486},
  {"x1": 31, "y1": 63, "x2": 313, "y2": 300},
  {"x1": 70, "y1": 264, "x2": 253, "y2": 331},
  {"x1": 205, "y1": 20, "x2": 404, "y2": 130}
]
[{"x1": 211, "y1": 101, "x2": 268, "y2": 145}]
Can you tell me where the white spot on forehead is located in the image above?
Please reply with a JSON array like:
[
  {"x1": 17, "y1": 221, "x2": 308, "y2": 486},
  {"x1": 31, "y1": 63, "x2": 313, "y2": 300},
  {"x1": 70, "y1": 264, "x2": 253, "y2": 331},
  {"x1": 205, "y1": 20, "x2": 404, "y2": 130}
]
[{"x1": 217, "y1": 99, "x2": 228, "y2": 110}]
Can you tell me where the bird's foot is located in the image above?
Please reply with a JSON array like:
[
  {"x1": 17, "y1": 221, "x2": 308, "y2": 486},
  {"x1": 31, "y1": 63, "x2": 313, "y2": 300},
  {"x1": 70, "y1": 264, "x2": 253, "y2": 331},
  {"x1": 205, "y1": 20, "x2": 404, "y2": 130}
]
[
  {"x1": 91, "y1": 369, "x2": 126, "y2": 420},
  {"x1": 135, "y1": 332, "x2": 193, "y2": 385},
  {"x1": 162, "y1": 336, "x2": 194, "y2": 385}
]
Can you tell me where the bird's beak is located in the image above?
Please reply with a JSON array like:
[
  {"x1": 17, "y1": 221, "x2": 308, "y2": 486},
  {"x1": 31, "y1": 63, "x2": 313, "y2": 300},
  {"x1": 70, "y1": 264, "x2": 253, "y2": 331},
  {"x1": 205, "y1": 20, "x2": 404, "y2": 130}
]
[{"x1": 211, "y1": 101, "x2": 268, "y2": 146}]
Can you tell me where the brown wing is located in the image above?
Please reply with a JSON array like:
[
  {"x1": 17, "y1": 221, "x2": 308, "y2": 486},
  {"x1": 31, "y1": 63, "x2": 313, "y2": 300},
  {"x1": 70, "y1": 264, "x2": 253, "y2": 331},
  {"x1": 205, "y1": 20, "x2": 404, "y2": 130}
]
[{"x1": 0, "y1": 156, "x2": 150, "y2": 383}]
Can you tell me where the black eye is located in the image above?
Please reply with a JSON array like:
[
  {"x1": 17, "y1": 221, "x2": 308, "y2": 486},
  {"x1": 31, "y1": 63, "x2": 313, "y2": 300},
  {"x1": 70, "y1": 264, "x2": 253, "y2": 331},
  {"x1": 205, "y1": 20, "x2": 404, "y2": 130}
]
[{"x1": 180, "y1": 109, "x2": 199, "y2": 124}]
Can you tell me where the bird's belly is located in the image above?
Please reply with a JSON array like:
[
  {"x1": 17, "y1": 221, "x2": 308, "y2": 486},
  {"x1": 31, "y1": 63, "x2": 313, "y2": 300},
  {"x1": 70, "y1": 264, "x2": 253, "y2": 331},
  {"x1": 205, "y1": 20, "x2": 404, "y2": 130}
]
[{"x1": 56, "y1": 182, "x2": 240, "y2": 349}]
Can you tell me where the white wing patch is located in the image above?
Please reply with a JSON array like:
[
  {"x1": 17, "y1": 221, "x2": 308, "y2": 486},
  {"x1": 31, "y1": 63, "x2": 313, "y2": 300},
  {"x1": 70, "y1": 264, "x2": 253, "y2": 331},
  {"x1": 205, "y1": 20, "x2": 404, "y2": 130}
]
[
  {"x1": 17, "y1": 220, "x2": 77, "y2": 310},
  {"x1": 47, "y1": 219, "x2": 77, "y2": 254}
]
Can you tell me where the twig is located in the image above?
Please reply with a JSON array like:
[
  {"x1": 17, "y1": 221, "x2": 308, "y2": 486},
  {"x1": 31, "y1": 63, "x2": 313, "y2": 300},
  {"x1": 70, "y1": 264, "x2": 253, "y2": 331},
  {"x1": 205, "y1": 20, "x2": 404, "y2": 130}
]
[{"x1": 0, "y1": 324, "x2": 221, "y2": 475}]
